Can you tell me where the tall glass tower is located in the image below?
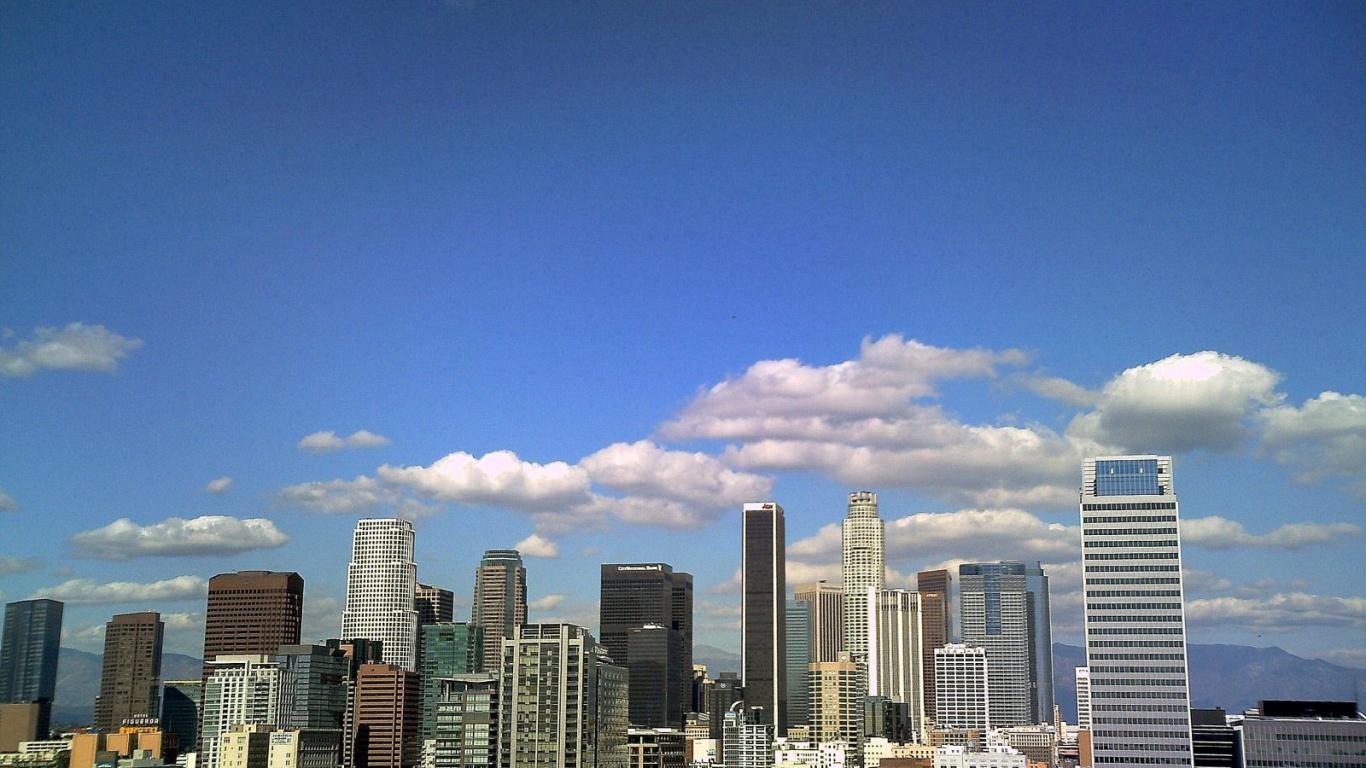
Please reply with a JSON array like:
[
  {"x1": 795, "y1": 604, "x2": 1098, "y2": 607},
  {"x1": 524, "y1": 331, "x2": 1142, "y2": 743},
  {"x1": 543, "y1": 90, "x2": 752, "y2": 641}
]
[
  {"x1": 342, "y1": 518, "x2": 419, "y2": 671},
  {"x1": 841, "y1": 491, "x2": 884, "y2": 663},
  {"x1": 741, "y1": 501, "x2": 786, "y2": 732},
  {"x1": 1081, "y1": 455, "x2": 1193, "y2": 767},
  {"x1": 470, "y1": 549, "x2": 527, "y2": 674},
  {"x1": 0, "y1": 599, "x2": 63, "y2": 738}
]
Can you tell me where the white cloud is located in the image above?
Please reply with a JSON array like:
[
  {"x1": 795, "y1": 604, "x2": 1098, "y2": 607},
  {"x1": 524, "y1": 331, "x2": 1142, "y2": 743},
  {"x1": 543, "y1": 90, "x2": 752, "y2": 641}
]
[
  {"x1": 379, "y1": 450, "x2": 591, "y2": 511},
  {"x1": 205, "y1": 476, "x2": 233, "y2": 495},
  {"x1": 28, "y1": 575, "x2": 207, "y2": 604},
  {"x1": 1186, "y1": 592, "x2": 1366, "y2": 631},
  {"x1": 0, "y1": 322, "x2": 143, "y2": 378},
  {"x1": 789, "y1": 508, "x2": 1081, "y2": 563},
  {"x1": 277, "y1": 476, "x2": 394, "y2": 514},
  {"x1": 581, "y1": 440, "x2": 773, "y2": 509},
  {"x1": 0, "y1": 486, "x2": 17, "y2": 512},
  {"x1": 70, "y1": 515, "x2": 289, "y2": 559},
  {"x1": 529, "y1": 594, "x2": 565, "y2": 611},
  {"x1": 298, "y1": 429, "x2": 392, "y2": 453},
  {"x1": 1182, "y1": 516, "x2": 1362, "y2": 550},
  {"x1": 516, "y1": 533, "x2": 560, "y2": 559},
  {"x1": 1010, "y1": 372, "x2": 1099, "y2": 408},
  {"x1": 0, "y1": 556, "x2": 39, "y2": 576},
  {"x1": 302, "y1": 595, "x2": 343, "y2": 645},
  {"x1": 1259, "y1": 392, "x2": 1366, "y2": 498},
  {"x1": 1068, "y1": 351, "x2": 1282, "y2": 453},
  {"x1": 1183, "y1": 567, "x2": 1234, "y2": 594}
]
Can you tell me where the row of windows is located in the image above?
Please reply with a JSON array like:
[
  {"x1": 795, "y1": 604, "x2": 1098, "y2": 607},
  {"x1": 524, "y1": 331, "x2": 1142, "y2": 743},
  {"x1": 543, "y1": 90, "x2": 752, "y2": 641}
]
[
  {"x1": 1087, "y1": 640, "x2": 1185, "y2": 648},
  {"x1": 1090, "y1": 665, "x2": 1186, "y2": 674},
  {"x1": 1086, "y1": 540, "x2": 1180, "y2": 548},
  {"x1": 1089, "y1": 602, "x2": 1184, "y2": 610},
  {"x1": 1092, "y1": 678, "x2": 1187, "y2": 686},
  {"x1": 1094, "y1": 731, "x2": 1192, "y2": 741},
  {"x1": 1084, "y1": 504, "x2": 1177, "y2": 513},
  {"x1": 1087, "y1": 590, "x2": 1183, "y2": 598},
  {"x1": 1093, "y1": 704, "x2": 1188, "y2": 712},
  {"x1": 1089, "y1": 653, "x2": 1184, "y2": 661},
  {"x1": 1092, "y1": 691, "x2": 1188, "y2": 699},
  {"x1": 1087, "y1": 577, "x2": 1181, "y2": 585},
  {"x1": 1093, "y1": 717, "x2": 1190, "y2": 725},
  {"x1": 1086, "y1": 553, "x2": 1179, "y2": 560},
  {"x1": 1090, "y1": 615, "x2": 1184, "y2": 622},
  {"x1": 1095, "y1": 757, "x2": 1189, "y2": 764},
  {"x1": 1089, "y1": 628, "x2": 1185, "y2": 635},
  {"x1": 1086, "y1": 565, "x2": 1181, "y2": 572},
  {"x1": 1087, "y1": 527, "x2": 1179, "y2": 536}
]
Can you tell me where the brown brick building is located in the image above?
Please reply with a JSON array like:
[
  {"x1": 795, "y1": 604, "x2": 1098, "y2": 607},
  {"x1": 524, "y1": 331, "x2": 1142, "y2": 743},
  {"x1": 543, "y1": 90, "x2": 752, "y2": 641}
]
[
  {"x1": 202, "y1": 571, "x2": 304, "y2": 675},
  {"x1": 354, "y1": 663, "x2": 419, "y2": 768}
]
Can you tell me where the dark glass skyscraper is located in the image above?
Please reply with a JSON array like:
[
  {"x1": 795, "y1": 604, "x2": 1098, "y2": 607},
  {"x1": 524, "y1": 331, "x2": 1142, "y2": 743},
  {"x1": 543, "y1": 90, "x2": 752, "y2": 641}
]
[
  {"x1": 741, "y1": 502, "x2": 786, "y2": 732},
  {"x1": 0, "y1": 599, "x2": 63, "y2": 738},
  {"x1": 784, "y1": 600, "x2": 810, "y2": 728},
  {"x1": 599, "y1": 562, "x2": 693, "y2": 728},
  {"x1": 419, "y1": 622, "x2": 482, "y2": 740},
  {"x1": 276, "y1": 644, "x2": 350, "y2": 730},
  {"x1": 94, "y1": 612, "x2": 164, "y2": 730}
]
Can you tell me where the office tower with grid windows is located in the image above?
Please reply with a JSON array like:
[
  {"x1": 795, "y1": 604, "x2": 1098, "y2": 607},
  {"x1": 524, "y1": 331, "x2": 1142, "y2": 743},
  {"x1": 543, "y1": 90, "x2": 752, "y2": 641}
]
[
  {"x1": 867, "y1": 588, "x2": 925, "y2": 738},
  {"x1": 343, "y1": 519, "x2": 419, "y2": 672},
  {"x1": 94, "y1": 612, "x2": 164, "y2": 731},
  {"x1": 0, "y1": 599, "x2": 63, "y2": 739},
  {"x1": 275, "y1": 644, "x2": 349, "y2": 731},
  {"x1": 200, "y1": 655, "x2": 282, "y2": 768},
  {"x1": 808, "y1": 652, "x2": 864, "y2": 761},
  {"x1": 470, "y1": 549, "x2": 526, "y2": 675},
  {"x1": 599, "y1": 563, "x2": 693, "y2": 728},
  {"x1": 1075, "y1": 667, "x2": 1091, "y2": 730},
  {"x1": 1081, "y1": 455, "x2": 1193, "y2": 767},
  {"x1": 414, "y1": 584, "x2": 454, "y2": 626},
  {"x1": 959, "y1": 563, "x2": 1032, "y2": 728},
  {"x1": 432, "y1": 675, "x2": 498, "y2": 768},
  {"x1": 933, "y1": 644, "x2": 989, "y2": 731},
  {"x1": 1022, "y1": 562, "x2": 1054, "y2": 723},
  {"x1": 741, "y1": 502, "x2": 786, "y2": 733},
  {"x1": 916, "y1": 570, "x2": 951, "y2": 725},
  {"x1": 203, "y1": 571, "x2": 304, "y2": 678},
  {"x1": 418, "y1": 623, "x2": 482, "y2": 740},
  {"x1": 841, "y1": 491, "x2": 884, "y2": 664},
  {"x1": 793, "y1": 581, "x2": 843, "y2": 663},
  {"x1": 784, "y1": 600, "x2": 810, "y2": 729},
  {"x1": 355, "y1": 662, "x2": 420, "y2": 768}
]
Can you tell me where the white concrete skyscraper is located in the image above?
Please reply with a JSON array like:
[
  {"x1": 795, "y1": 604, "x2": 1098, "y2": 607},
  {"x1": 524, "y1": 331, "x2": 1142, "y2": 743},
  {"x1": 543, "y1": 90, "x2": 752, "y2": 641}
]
[
  {"x1": 866, "y1": 588, "x2": 925, "y2": 738},
  {"x1": 342, "y1": 518, "x2": 419, "y2": 671},
  {"x1": 841, "y1": 491, "x2": 883, "y2": 663},
  {"x1": 1074, "y1": 667, "x2": 1091, "y2": 730},
  {"x1": 1081, "y1": 455, "x2": 1193, "y2": 767},
  {"x1": 934, "y1": 644, "x2": 990, "y2": 731}
]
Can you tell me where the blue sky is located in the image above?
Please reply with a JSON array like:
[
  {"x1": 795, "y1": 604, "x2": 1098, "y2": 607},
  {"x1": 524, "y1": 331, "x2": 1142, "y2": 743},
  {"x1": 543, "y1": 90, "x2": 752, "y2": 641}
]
[{"x1": 2, "y1": 1, "x2": 1363, "y2": 675}]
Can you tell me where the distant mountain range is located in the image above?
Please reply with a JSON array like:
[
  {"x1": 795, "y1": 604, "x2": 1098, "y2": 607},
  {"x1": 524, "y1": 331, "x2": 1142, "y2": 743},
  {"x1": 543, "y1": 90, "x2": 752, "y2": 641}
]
[
  {"x1": 698, "y1": 642, "x2": 1363, "y2": 723},
  {"x1": 50, "y1": 642, "x2": 1362, "y2": 727}
]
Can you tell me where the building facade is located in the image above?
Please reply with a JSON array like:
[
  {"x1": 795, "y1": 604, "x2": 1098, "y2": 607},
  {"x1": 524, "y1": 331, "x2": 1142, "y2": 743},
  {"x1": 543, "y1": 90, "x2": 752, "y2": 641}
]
[
  {"x1": 721, "y1": 706, "x2": 772, "y2": 768},
  {"x1": 354, "y1": 663, "x2": 420, "y2": 768},
  {"x1": 867, "y1": 588, "x2": 924, "y2": 738},
  {"x1": 599, "y1": 563, "x2": 693, "y2": 728},
  {"x1": 783, "y1": 600, "x2": 810, "y2": 729},
  {"x1": 418, "y1": 622, "x2": 482, "y2": 740},
  {"x1": 792, "y1": 581, "x2": 843, "y2": 664},
  {"x1": 1074, "y1": 667, "x2": 1090, "y2": 730},
  {"x1": 959, "y1": 563, "x2": 1031, "y2": 728},
  {"x1": 841, "y1": 491, "x2": 883, "y2": 664},
  {"x1": 1236, "y1": 700, "x2": 1364, "y2": 768},
  {"x1": 498, "y1": 623, "x2": 628, "y2": 768},
  {"x1": 201, "y1": 655, "x2": 283, "y2": 768},
  {"x1": 160, "y1": 679, "x2": 202, "y2": 753},
  {"x1": 343, "y1": 519, "x2": 419, "y2": 672},
  {"x1": 94, "y1": 612, "x2": 165, "y2": 731},
  {"x1": 934, "y1": 644, "x2": 989, "y2": 731},
  {"x1": 470, "y1": 549, "x2": 527, "y2": 675},
  {"x1": 1081, "y1": 455, "x2": 1194, "y2": 767},
  {"x1": 917, "y1": 570, "x2": 951, "y2": 725},
  {"x1": 275, "y1": 645, "x2": 349, "y2": 731},
  {"x1": 431, "y1": 675, "x2": 498, "y2": 768},
  {"x1": 414, "y1": 584, "x2": 454, "y2": 626},
  {"x1": 1021, "y1": 563, "x2": 1053, "y2": 723},
  {"x1": 203, "y1": 571, "x2": 304, "y2": 678},
  {"x1": 808, "y1": 653, "x2": 863, "y2": 761},
  {"x1": 0, "y1": 599, "x2": 63, "y2": 738},
  {"x1": 741, "y1": 502, "x2": 786, "y2": 732}
]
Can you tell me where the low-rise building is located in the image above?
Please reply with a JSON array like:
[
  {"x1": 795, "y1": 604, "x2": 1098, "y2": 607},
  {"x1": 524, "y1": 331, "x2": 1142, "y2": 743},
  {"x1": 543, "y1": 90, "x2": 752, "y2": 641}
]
[
  {"x1": 932, "y1": 746, "x2": 1025, "y2": 768},
  {"x1": 1236, "y1": 700, "x2": 1366, "y2": 768}
]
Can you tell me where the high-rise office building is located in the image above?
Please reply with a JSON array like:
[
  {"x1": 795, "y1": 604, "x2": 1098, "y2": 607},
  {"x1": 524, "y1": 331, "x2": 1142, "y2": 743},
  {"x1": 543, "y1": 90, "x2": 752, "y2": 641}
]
[
  {"x1": 498, "y1": 623, "x2": 628, "y2": 768},
  {"x1": 203, "y1": 572, "x2": 304, "y2": 678},
  {"x1": 808, "y1": 652, "x2": 864, "y2": 761},
  {"x1": 275, "y1": 645, "x2": 349, "y2": 731},
  {"x1": 741, "y1": 502, "x2": 786, "y2": 732},
  {"x1": 783, "y1": 600, "x2": 810, "y2": 728},
  {"x1": 354, "y1": 662, "x2": 420, "y2": 768},
  {"x1": 1081, "y1": 455, "x2": 1194, "y2": 767},
  {"x1": 792, "y1": 581, "x2": 843, "y2": 663},
  {"x1": 916, "y1": 569, "x2": 951, "y2": 724},
  {"x1": 1074, "y1": 668, "x2": 1091, "y2": 730},
  {"x1": 721, "y1": 705, "x2": 772, "y2": 768},
  {"x1": 431, "y1": 675, "x2": 498, "y2": 768},
  {"x1": 470, "y1": 549, "x2": 526, "y2": 674},
  {"x1": 343, "y1": 519, "x2": 419, "y2": 671},
  {"x1": 959, "y1": 563, "x2": 1031, "y2": 727},
  {"x1": 1022, "y1": 562, "x2": 1053, "y2": 723},
  {"x1": 418, "y1": 623, "x2": 482, "y2": 740},
  {"x1": 160, "y1": 680, "x2": 202, "y2": 753},
  {"x1": 325, "y1": 639, "x2": 384, "y2": 768},
  {"x1": 599, "y1": 563, "x2": 693, "y2": 728},
  {"x1": 934, "y1": 644, "x2": 989, "y2": 731},
  {"x1": 1189, "y1": 708, "x2": 1235, "y2": 768},
  {"x1": 1236, "y1": 700, "x2": 1364, "y2": 768},
  {"x1": 867, "y1": 589, "x2": 924, "y2": 737},
  {"x1": 705, "y1": 673, "x2": 744, "y2": 743},
  {"x1": 0, "y1": 599, "x2": 63, "y2": 738},
  {"x1": 94, "y1": 612, "x2": 164, "y2": 731},
  {"x1": 414, "y1": 584, "x2": 454, "y2": 626},
  {"x1": 201, "y1": 655, "x2": 283, "y2": 768},
  {"x1": 841, "y1": 491, "x2": 883, "y2": 664}
]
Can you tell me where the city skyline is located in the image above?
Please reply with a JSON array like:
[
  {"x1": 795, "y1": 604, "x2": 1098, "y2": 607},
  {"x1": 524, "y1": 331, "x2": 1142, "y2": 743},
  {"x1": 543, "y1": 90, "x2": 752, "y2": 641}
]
[{"x1": 1, "y1": 1, "x2": 1363, "y2": 676}]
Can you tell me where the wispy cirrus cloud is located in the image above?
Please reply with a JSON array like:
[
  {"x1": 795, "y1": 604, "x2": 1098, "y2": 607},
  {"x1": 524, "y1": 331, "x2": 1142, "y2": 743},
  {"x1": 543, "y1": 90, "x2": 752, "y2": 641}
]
[
  {"x1": 0, "y1": 322, "x2": 143, "y2": 378},
  {"x1": 204, "y1": 476, "x2": 233, "y2": 495},
  {"x1": 298, "y1": 429, "x2": 392, "y2": 453},
  {"x1": 0, "y1": 485, "x2": 17, "y2": 512},
  {"x1": 70, "y1": 515, "x2": 289, "y2": 559}
]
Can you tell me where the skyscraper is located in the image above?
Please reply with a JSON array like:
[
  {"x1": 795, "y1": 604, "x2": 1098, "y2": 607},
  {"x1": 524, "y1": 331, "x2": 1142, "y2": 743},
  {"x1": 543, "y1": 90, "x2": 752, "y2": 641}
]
[
  {"x1": 933, "y1": 644, "x2": 989, "y2": 731},
  {"x1": 498, "y1": 623, "x2": 628, "y2": 767},
  {"x1": 1074, "y1": 667, "x2": 1091, "y2": 730},
  {"x1": 599, "y1": 562, "x2": 693, "y2": 728},
  {"x1": 1022, "y1": 562, "x2": 1054, "y2": 723},
  {"x1": 721, "y1": 705, "x2": 772, "y2": 768},
  {"x1": 808, "y1": 652, "x2": 864, "y2": 761},
  {"x1": 1081, "y1": 455, "x2": 1194, "y2": 767},
  {"x1": 841, "y1": 491, "x2": 883, "y2": 664},
  {"x1": 792, "y1": 581, "x2": 843, "y2": 663},
  {"x1": 0, "y1": 599, "x2": 63, "y2": 738},
  {"x1": 160, "y1": 680, "x2": 202, "y2": 753},
  {"x1": 418, "y1": 623, "x2": 482, "y2": 740},
  {"x1": 414, "y1": 584, "x2": 454, "y2": 626},
  {"x1": 431, "y1": 675, "x2": 498, "y2": 768},
  {"x1": 94, "y1": 612, "x2": 164, "y2": 731},
  {"x1": 959, "y1": 562, "x2": 1031, "y2": 727},
  {"x1": 203, "y1": 571, "x2": 304, "y2": 677},
  {"x1": 783, "y1": 600, "x2": 810, "y2": 729},
  {"x1": 324, "y1": 638, "x2": 384, "y2": 768},
  {"x1": 200, "y1": 655, "x2": 282, "y2": 768},
  {"x1": 866, "y1": 589, "x2": 924, "y2": 737},
  {"x1": 354, "y1": 662, "x2": 420, "y2": 768},
  {"x1": 275, "y1": 644, "x2": 349, "y2": 731},
  {"x1": 741, "y1": 502, "x2": 786, "y2": 732},
  {"x1": 343, "y1": 519, "x2": 419, "y2": 671},
  {"x1": 470, "y1": 549, "x2": 526, "y2": 674},
  {"x1": 916, "y1": 569, "x2": 951, "y2": 724}
]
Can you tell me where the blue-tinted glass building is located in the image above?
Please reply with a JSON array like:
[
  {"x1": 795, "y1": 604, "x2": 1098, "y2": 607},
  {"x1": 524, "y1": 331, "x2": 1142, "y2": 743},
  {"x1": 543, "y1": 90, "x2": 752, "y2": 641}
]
[{"x1": 0, "y1": 599, "x2": 64, "y2": 736}]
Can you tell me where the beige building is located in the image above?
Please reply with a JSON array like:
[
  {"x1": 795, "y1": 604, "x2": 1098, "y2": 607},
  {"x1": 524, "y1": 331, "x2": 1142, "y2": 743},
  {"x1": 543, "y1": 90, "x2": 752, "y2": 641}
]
[
  {"x1": 808, "y1": 653, "x2": 863, "y2": 760},
  {"x1": 0, "y1": 704, "x2": 43, "y2": 752}
]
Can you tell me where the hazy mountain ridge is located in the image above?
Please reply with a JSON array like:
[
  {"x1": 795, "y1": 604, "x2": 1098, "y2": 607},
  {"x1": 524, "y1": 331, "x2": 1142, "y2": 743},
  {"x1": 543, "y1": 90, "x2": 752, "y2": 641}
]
[{"x1": 52, "y1": 647, "x2": 201, "y2": 726}]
